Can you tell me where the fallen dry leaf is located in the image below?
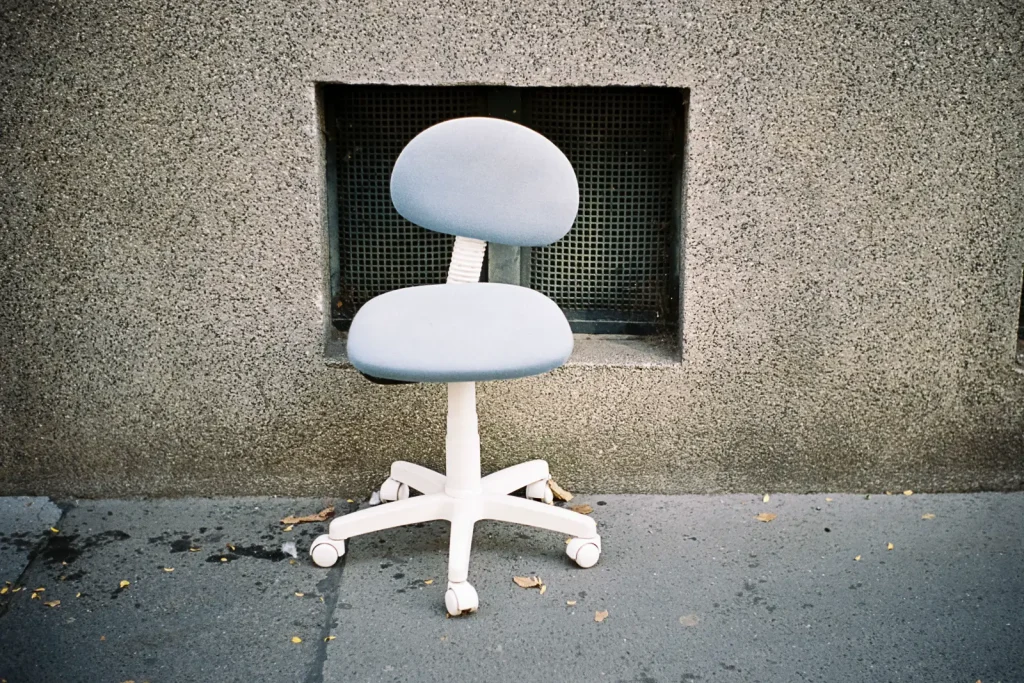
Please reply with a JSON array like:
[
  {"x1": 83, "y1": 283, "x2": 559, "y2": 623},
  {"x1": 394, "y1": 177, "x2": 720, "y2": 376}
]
[
  {"x1": 885, "y1": 491, "x2": 893, "y2": 495},
  {"x1": 826, "y1": 498, "x2": 833, "y2": 502},
  {"x1": 50, "y1": 527, "x2": 59, "y2": 534},
  {"x1": 294, "y1": 592, "x2": 305, "y2": 597},
  {"x1": 854, "y1": 555, "x2": 862, "y2": 561},
  {"x1": 34, "y1": 587, "x2": 45, "y2": 592},
  {"x1": 281, "y1": 507, "x2": 335, "y2": 525},
  {"x1": 594, "y1": 610, "x2": 609, "y2": 623},
  {"x1": 571, "y1": 504, "x2": 593, "y2": 515},
  {"x1": 887, "y1": 542, "x2": 894, "y2": 551},
  {"x1": 921, "y1": 513, "x2": 936, "y2": 520},
  {"x1": 679, "y1": 614, "x2": 699, "y2": 627},
  {"x1": 100, "y1": 636, "x2": 106, "y2": 641},
  {"x1": 220, "y1": 557, "x2": 228, "y2": 563},
  {"x1": 43, "y1": 600, "x2": 60, "y2": 608},
  {"x1": 163, "y1": 567, "x2": 174, "y2": 573},
  {"x1": 282, "y1": 525, "x2": 294, "y2": 532},
  {"x1": 30, "y1": 592, "x2": 39, "y2": 600},
  {"x1": 0, "y1": 587, "x2": 7, "y2": 595},
  {"x1": 324, "y1": 635, "x2": 336, "y2": 642},
  {"x1": 539, "y1": 584, "x2": 547, "y2": 595},
  {"x1": 755, "y1": 513, "x2": 777, "y2": 523},
  {"x1": 903, "y1": 490, "x2": 913, "y2": 496},
  {"x1": 346, "y1": 499, "x2": 354, "y2": 503},
  {"x1": 188, "y1": 546, "x2": 200, "y2": 552},
  {"x1": 547, "y1": 479, "x2": 573, "y2": 502},
  {"x1": 227, "y1": 544, "x2": 236, "y2": 551},
  {"x1": 762, "y1": 494, "x2": 770, "y2": 503},
  {"x1": 513, "y1": 576, "x2": 543, "y2": 589},
  {"x1": 291, "y1": 636, "x2": 302, "y2": 644},
  {"x1": 424, "y1": 579, "x2": 434, "y2": 585},
  {"x1": 76, "y1": 592, "x2": 81, "y2": 598},
  {"x1": 566, "y1": 600, "x2": 577, "y2": 606},
  {"x1": 10, "y1": 587, "x2": 21, "y2": 593},
  {"x1": 119, "y1": 580, "x2": 130, "y2": 589}
]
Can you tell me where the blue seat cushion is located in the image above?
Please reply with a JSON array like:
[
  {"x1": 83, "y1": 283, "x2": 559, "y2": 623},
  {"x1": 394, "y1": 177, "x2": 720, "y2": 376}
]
[{"x1": 347, "y1": 284, "x2": 574, "y2": 383}]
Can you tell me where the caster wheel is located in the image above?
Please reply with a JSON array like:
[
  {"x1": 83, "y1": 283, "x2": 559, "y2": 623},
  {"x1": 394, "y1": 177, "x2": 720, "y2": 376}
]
[
  {"x1": 379, "y1": 477, "x2": 410, "y2": 502},
  {"x1": 525, "y1": 479, "x2": 554, "y2": 504},
  {"x1": 445, "y1": 581, "x2": 479, "y2": 616},
  {"x1": 310, "y1": 535, "x2": 345, "y2": 568},
  {"x1": 566, "y1": 535, "x2": 601, "y2": 568}
]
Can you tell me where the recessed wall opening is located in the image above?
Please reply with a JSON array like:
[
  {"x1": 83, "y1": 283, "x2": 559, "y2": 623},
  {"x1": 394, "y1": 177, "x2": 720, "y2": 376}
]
[
  {"x1": 320, "y1": 84, "x2": 688, "y2": 337},
  {"x1": 1017, "y1": 268, "x2": 1024, "y2": 365},
  {"x1": 1018, "y1": 273, "x2": 1024, "y2": 339}
]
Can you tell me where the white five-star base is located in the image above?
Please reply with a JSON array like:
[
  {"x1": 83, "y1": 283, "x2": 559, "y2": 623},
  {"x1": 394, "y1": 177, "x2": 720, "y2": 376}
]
[{"x1": 310, "y1": 382, "x2": 602, "y2": 616}]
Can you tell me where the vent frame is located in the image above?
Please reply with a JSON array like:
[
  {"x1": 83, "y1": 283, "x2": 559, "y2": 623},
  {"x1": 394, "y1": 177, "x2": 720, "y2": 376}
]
[{"x1": 322, "y1": 84, "x2": 687, "y2": 336}]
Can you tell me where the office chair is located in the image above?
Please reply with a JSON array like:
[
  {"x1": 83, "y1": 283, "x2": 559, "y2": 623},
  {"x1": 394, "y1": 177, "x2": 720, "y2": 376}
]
[{"x1": 310, "y1": 117, "x2": 601, "y2": 616}]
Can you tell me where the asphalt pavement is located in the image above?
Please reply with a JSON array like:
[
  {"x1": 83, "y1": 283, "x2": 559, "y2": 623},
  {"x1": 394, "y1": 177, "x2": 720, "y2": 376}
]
[{"x1": 1, "y1": 492, "x2": 1021, "y2": 682}]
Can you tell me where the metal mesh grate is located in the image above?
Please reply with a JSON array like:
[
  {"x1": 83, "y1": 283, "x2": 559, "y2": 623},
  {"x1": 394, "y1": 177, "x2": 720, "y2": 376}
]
[
  {"x1": 331, "y1": 86, "x2": 486, "y2": 322},
  {"x1": 326, "y1": 85, "x2": 684, "y2": 334},
  {"x1": 525, "y1": 88, "x2": 681, "y2": 331}
]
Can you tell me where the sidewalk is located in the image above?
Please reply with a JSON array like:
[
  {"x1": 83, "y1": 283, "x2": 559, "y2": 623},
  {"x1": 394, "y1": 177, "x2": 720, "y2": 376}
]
[{"x1": 1, "y1": 492, "x2": 1021, "y2": 682}]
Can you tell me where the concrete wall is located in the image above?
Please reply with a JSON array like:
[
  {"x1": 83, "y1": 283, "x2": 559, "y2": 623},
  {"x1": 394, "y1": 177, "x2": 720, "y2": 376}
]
[{"x1": 2, "y1": 0, "x2": 1022, "y2": 498}]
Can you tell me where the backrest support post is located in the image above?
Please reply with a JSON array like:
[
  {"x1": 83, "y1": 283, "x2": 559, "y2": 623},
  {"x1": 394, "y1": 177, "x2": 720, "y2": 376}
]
[{"x1": 447, "y1": 237, "x2": 487, "y2": 284}]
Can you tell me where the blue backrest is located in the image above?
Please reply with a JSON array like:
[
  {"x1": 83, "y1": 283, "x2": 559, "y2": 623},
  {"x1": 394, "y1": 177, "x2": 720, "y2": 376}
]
[{"x1": 390, "y1": 117, "x2": 579, "y2": 247}]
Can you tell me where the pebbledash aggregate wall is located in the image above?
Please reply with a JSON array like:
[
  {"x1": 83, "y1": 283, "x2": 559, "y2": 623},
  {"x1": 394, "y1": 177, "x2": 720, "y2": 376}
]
[{"x1": 1, "y1": 0, "x2": 1022, "y2": 497}]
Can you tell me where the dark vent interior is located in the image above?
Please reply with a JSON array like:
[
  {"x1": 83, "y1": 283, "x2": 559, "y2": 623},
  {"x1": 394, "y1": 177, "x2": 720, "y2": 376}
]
[
  {"x1": 328, "y1": 86, "x2": 486, "y2": 321},
  {"x1": 1019, "y1": 273, "x2": 1024, "y2": 340},
  {"x1": 1017, "y1": 270, "x2": 1024, "y2": 366},
  {"x1": 526, "y1": 88, "x2": 683, "y2": 333},
  {"x1": 322, "y1": 84, "x2": 686, "y2": 334}
]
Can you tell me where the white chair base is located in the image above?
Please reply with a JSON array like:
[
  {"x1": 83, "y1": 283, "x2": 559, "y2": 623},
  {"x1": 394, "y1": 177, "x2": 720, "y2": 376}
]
[
  {"x1": 309, "y1": 459, "x2": 601, "y2": 615},
  {"x1": 310, "y1": 383, "x2": 601, "y2": 616}
]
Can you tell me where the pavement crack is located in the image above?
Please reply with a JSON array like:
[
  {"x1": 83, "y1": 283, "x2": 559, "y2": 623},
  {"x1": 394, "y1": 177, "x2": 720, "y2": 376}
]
[
  {"x1": 303, "y1": 555, "x2": 346, "y2": 683},
  {"x1": 0, "y1": 503, "x2": 72, "y2": 620}
]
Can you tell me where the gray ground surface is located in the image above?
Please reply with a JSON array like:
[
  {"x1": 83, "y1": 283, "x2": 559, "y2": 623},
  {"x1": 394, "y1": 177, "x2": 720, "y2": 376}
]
[{"x1": 1, "y1": 493, "x2": 1021, "y2": 683}]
